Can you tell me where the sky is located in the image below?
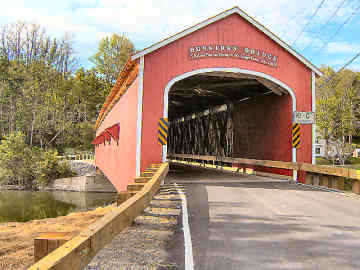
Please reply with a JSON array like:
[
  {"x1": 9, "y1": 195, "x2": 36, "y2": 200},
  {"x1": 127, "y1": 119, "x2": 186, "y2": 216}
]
[{"x1": 0, "y1": 0, "x2": 359, "y2": 71}]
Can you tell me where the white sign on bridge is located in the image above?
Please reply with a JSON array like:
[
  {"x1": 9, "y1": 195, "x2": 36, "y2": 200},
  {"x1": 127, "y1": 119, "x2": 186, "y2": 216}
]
[{"x1": 293, "y1": 111, "x2": 315, "y2": 124}]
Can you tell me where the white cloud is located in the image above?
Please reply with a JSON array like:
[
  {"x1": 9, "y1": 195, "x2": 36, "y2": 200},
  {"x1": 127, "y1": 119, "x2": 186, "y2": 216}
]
[
  {"x1": 0, "y1": 0, "x2": 358, "y2": 68},
  {"x1": 326, "y1": 41, "x2": 360, "y2": 54}
]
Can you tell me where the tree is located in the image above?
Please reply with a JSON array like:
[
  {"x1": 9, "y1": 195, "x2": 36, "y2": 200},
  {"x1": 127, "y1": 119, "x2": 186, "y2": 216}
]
[
  {"x1": 0, "y1": 22, "x2": 112, "y2": 152},
  {"x1": 316, "y1": 66, "x2": 360, "y2": 164},
  {"x1": 0, "y1": 131, "x2": 38, "y2": 188},
  {"x1": 89, "y1": 34, "x2": 135, "y2": 85}
]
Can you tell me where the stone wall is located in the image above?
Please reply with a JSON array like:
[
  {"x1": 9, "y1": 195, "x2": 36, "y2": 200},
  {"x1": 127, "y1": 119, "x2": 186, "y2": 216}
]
[
  {"x1": 51, "y1": 191, "x2": 116, "y2": 209},
  {"x1": 47, "y1": 174, "x2": 117, "y2": 193}
]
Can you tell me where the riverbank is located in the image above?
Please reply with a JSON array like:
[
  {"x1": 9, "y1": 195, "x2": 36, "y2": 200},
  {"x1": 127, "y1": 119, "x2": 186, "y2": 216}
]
[
  {"x1": 0, "y1": 185, "x2": 25, "y2": 190},
  {"x1": 0, "y1": 203, "x2": 117, "y2": 270}
]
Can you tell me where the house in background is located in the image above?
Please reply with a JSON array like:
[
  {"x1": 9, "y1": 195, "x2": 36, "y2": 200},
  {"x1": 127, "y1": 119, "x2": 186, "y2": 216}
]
[
  {"x1": 314, "y1": 137, "x2": 326, "y2": 158},
  {"x1": 354, "y1": 148, "x2": 360, "y2": 158}
]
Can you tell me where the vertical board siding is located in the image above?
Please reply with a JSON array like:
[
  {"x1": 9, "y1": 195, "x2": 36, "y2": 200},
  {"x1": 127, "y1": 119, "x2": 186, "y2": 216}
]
[
  {"x1": 232, "y1": 94, "x2": 292, "y2": 162},
  {"x1": 141, "y1": 14, "x2": 313, "y2": 172},
  {"x1": 95, "y1": 77, "x2": 139, "y2": 191}
]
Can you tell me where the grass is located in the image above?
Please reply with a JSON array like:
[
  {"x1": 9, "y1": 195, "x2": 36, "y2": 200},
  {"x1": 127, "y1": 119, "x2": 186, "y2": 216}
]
[
  {"x1": 352, "y1": 136, "x2": 360, "y2": 146},
  {"x1": 0, "y1": 203, "x2": 117, "y2": 270},
  {"x1": 316, "y1": 157, "x2": 360, "y2": 168},
  {"x1": 315, "y1": 157, "x2": 333, "y2": 165},
  {"x1": 315, "y1": 157, "x2": 359, "y2": 192}
]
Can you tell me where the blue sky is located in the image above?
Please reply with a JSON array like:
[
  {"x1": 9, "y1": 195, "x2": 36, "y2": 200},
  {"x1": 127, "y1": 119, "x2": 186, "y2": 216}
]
[{"x1": 0, "y1": 0, "x2": 359, "y2": 71}]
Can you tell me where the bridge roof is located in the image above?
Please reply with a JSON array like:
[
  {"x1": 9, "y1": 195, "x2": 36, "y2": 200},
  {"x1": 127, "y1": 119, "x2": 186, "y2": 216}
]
[
  {"x1": 131, "y1": 6, "x2": 322, "y2": 76},
  {"x1": 95, "y1": 58, "x2": 139, "y2": 130}
]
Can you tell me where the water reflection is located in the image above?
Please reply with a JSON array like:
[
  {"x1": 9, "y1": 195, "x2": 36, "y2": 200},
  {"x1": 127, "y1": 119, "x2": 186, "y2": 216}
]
[{"x1": 0, "y1": 190, "x2": 116, "y2": 223}]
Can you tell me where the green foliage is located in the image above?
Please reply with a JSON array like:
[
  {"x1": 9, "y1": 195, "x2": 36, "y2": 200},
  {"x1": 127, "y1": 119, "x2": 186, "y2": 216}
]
[
  {"x1": 345, "y1": 157, "x2": 360, "y2": 165},
  {"x1": 0, "y1": 132, "x2": 75, "y2": 189},
  {"x1": 0, "y1": 131, "x2": 38, "y2": 188},
  {"x1": 352, "y1": 136, "x2": 360, "y2": 146},
  {"x1": 315, "y1": 157, "x2": 332, "y2": 165},
  {"x1": 35, "y1": 149, "x2": 75, "y2": 187},
  {"x1": 316, "y1": 66, "x2": 360, "y2": 164},
  {"x1": 90, "y1": 33, "x2": 135, "y2": 84},
  {"x1": 0, "y1": 22, "x2": 114, "y2": 152}
]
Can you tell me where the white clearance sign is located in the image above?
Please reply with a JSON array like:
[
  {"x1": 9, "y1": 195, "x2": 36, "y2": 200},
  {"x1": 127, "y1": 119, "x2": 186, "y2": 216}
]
[{"x1": 293, "y1": 111, "x2": 315, "y2": 124}]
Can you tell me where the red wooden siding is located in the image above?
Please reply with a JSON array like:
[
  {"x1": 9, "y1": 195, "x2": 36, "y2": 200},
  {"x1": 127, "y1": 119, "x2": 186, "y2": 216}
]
[
  {"x1": 141, "y1": 13, "x2": 312, "y2": 172},
  {"x1": 95, "y1": 77, "x2": 139, "y2": 191}
]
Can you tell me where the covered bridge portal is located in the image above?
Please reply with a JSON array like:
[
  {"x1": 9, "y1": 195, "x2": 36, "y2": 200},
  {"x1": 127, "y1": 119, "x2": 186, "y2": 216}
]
[{"x1": 93, "y1": 7, "x2": 322, "y2": 192}]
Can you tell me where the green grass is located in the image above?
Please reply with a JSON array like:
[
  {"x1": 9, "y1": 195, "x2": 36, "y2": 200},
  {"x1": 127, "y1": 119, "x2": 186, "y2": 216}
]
[
  {"x1": 316, "y1": 157, "x2": 333, "y2": 165},
  {"x1": 315, "y1": 157, "x2": 360, "y2": 169},
  {"x1": 346, "y1": 157, "x2": 360, "y2": 164},
  {"x1": 341, "y1": 164, "x2": 360, "y2": 170},
  {"x1": 352, "y1": 136, "x2": 360, "y2": 145}
]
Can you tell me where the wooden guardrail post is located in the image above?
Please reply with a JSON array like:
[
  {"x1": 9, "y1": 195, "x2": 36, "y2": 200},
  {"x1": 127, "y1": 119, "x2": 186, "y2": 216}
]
[
  {"x1": 34, "y1": 232, "x2": 75, "y2": 263},
  {"x1": 334, "y1": 177, "x2": 345, "y2": 190},
  {"x1": 352, "y1": 181, "x2": 360, "y2": 194},
  {"x1": 313, "y1": 174, "x2": 320, "y2": 186},
  {"x1": 321, "y1": 175, "x2": 330, "y2": 188},
  {"x1": 305, "y1": 172, "x2": 312, "y2": 185}
]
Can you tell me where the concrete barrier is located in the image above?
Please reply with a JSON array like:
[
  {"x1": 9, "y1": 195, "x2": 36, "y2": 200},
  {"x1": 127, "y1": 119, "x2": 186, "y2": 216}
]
[{"x1": 47, "y1": 174, "x2": 116, "y2": 193}]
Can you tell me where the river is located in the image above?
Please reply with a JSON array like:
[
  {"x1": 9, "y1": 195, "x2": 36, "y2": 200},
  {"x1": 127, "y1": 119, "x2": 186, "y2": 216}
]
[{"x1": 0, "y1": 190, "x2": 117, "y2": 222}]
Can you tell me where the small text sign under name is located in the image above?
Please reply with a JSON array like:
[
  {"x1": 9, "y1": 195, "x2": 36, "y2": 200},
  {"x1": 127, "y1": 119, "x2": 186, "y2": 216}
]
[{"x1": 293, "y1": 111, "x2": 315, "y2": 124}]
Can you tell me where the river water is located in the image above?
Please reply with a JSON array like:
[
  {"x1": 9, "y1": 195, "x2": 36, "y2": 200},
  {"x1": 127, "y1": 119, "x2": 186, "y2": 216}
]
[{"x1": 0, "y1": 190, "x2": 117, "y2": 222}]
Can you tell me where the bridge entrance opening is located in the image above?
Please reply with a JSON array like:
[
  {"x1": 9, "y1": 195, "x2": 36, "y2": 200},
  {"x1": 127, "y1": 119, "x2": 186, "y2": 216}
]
[
  {"x1": 94, "y1": 7, "x2": 319, "y2": 190},
  {"x1": 165, "y1": 70, "x2": 295, "y2": 175}
]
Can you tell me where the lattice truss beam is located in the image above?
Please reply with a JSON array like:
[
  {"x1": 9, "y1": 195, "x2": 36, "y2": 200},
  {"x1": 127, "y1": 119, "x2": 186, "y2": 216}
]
[{"x1": 168, "y1": 107, "x2": 234, "y2": 157}]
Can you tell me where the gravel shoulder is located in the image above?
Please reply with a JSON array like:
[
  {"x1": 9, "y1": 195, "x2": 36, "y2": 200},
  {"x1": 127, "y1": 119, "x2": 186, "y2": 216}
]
[{"x1": 85, "y1": 183, "x2": 184, "y2": 270}]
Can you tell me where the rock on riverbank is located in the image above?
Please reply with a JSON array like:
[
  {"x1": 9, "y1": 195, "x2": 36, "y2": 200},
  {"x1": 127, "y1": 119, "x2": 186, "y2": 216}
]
[{"x1": 69, "y1": 160, "x2": 96, "y2": 176}]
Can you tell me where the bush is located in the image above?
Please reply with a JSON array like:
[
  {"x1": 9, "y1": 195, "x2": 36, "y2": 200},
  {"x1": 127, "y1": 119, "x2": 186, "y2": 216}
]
[
  {"x1": 35, "y1": 149, "x2": 75, "y2": 187},
  {"x1": 0, "y1": 131, "x2": 38, "y2": 188},
  {"x1": 0, "y1": 132, "x2": 75, "y2": 189},
  {"x1": 345, "y1": 157, "x2": 360, "y2": 165}
]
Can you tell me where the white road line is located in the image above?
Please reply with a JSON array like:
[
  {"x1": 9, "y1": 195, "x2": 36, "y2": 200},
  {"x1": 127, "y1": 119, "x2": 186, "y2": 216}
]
[{"x1": 175, "y1": 183, "x2": 194, "y2": 270}]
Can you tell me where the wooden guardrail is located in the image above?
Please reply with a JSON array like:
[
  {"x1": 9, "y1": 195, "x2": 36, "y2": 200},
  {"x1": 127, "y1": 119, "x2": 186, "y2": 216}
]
[
  {"x1": 169, "y1": 154, "x2": 360, "y2": 193},
  {"x1": 28, "y1": 162, "x2": 169, "y2": 270}
]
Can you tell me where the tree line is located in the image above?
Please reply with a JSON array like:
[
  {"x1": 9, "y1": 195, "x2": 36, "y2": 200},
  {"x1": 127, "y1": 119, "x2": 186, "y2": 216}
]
[
  {"x1": 316, "y1": 66, "x2": 360, "y2": 164},
  {"x1": 0, "y1": 22, "x2": 134, "y2": 153},
  {"x1": 0, "y1": 22, "x2": 134, "y2": 188}
]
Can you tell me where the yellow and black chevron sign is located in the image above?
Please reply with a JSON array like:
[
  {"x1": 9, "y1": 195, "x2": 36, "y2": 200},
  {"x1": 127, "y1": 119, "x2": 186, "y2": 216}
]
[
  {"x1": 158, "y1": 118, "x2": 168, "y2": 145},
  {"x1": 292, "y1": 123, "x2": 301, "y2": 148}
]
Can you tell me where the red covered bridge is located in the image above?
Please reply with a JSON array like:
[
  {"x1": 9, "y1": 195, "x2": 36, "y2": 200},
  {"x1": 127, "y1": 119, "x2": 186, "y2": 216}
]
[{"x1": 93, "y1": 7, "x2": 321, "y2": 191}]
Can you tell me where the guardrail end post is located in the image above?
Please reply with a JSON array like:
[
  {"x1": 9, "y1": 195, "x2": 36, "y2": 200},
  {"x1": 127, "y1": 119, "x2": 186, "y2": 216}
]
[{"x1": 34, "y1": 232, "x2": 74, "y2": 263}]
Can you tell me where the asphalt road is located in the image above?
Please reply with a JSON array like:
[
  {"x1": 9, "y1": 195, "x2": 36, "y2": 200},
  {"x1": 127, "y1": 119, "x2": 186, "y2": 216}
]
[{"x1": 166, "y1": 164, "x2": 360, "y2": 270}]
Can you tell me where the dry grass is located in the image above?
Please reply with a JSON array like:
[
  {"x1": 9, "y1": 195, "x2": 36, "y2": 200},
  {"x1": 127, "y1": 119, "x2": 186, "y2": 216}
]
[{"x1": 0, "y1": 204, "x2": 117, "y2": 270}]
